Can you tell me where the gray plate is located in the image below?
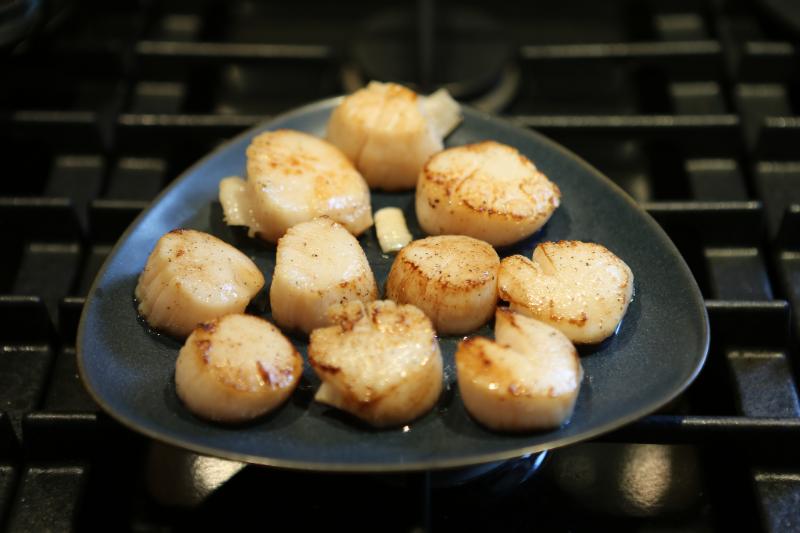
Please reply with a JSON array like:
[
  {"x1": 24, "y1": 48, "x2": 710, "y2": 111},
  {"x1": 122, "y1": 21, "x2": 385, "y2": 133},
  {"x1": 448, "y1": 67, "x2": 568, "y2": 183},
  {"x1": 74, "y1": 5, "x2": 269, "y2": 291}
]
[{"x1": 77, "y1": 98, "x2": 709, "y2": 472}]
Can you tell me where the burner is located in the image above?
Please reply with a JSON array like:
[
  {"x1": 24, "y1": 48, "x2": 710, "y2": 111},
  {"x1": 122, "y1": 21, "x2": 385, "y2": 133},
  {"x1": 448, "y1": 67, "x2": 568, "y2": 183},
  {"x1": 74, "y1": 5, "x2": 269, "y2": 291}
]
[
  {"x1": 343, "y1": 4, "x2": 519, "y2": 113},
  {"x1": 373, "y1": 451, "x2": 548, "y2": 496},
  {"x1": 429, "y1": 452, "x2": 547, "y2": 490},
  {"x1": 142, "y1": 444, "x2": 547, "y2": 531},
  {"x1": 145, "y1": 442, "x2": 547, "y2": 511}
]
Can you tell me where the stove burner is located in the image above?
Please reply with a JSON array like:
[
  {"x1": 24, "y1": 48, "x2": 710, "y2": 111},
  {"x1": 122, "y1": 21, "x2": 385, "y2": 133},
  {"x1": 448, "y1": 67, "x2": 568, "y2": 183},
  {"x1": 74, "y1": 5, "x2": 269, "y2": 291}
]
[
  {"x1": 145, "y1": 443, "x2": 547, "y2": 511},
  {"x1": 375, "y1": 451, "x2": 548, "y2": 491},
  {"x1": 439, "y1": 451, "x2": 548, "y2": 494},
  {"x1": 343, "y1": 5, "x2": 519, "y2": 113}
]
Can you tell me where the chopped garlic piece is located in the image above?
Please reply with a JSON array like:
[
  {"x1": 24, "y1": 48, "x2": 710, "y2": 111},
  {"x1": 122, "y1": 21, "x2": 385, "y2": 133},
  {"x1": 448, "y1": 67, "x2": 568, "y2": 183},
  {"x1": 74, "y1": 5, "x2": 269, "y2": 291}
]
[
  {"x1": 375, "y1": 207, "x2": 413, "y2": 253},
  {"x1": 218, "y1": 176, "x2": 265, "y2": 238},
  {"x1": 219, "y1": 176, "x2": 249, "y2": 226},
  {"x1": 422, "y1": 88, "x2": 462, "y2": 138}
]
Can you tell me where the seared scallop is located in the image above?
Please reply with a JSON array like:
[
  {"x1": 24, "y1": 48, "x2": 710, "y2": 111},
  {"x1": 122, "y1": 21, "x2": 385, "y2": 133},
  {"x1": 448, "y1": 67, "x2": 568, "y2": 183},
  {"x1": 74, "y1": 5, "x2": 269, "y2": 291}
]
[
  {"x1": 385, "y1": 235, "x2": 499, "y2": 335},
  {"x1": 498, "y1": 240, "x2": 634, "y2": 344},
  {"x1": 135, "y1": 229, "x2": 264, "y2": 337},
  {"x1": 326, "y1": 82, "x2": 462, "y2": 190},
  {"x1": 270, "y1": 217, "x2": 378, "y2": 334},
  {"x1": 219, "y1": 129, "x2": 372, "y2": 242},
  {"x1": 175, "y1": 314, "x2": 302, "y2": 423},
  {"x1": 309, "y1": 300, "x2": 443, "y2": 427},
  {"x1": 416, "y1": 141, "x2": 561, "y2": 246},
  {"x1": 456, "y1": 308, "x2": 583, "y2": 431}
]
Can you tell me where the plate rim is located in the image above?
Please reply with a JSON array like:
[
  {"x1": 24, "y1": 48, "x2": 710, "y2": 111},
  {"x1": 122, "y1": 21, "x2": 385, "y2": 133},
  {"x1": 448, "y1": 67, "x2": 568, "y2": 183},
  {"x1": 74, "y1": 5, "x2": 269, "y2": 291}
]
[{"x1": 76, "y1": 97, "x2": 710, "y2": 472}]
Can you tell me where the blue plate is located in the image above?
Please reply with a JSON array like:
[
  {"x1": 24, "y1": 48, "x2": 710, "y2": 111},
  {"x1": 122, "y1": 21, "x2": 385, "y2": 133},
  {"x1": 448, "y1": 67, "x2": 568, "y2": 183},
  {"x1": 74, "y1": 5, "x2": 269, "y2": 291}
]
[{"x1": 77, "y1": 98, "x2": 709, "y2": 472}]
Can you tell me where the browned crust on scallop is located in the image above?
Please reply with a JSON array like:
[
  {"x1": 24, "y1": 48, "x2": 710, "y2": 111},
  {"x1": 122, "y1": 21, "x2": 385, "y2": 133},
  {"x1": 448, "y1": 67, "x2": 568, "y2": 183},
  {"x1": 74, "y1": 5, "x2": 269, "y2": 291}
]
[
  {"x1": 497, "y1": 255, "x2": 588, "y2": 327},
  {"x1": 134, "y1": 230, "x2": 265, "y2": 338},
  {"x1": 256, "y1": 361, "x2": 299, "y2": 388},
  {"x1": 457, "y1": 336, "x2": 550, "y2": 401},
  {"x1": 245, "y1": 131, "x2": 371, "y2": 240},
  {"x1": 384, "y1": 83, "x2": 418, "y2": 102},
  {"x1": 496, "y1": 256, "x2": 529, "y2": 303},
  {"x1": 538, "y1": 240, "x2": 633, "y2": 295},
  {"x1": 270, "y1": 217, "x2": 378, "y2": 334},
  {"x1": 393, "y1": 256, "x2": 494, "y2": 291},
  {"x1": 457, "y1": 313, "x2": 581, "y2": 401},
  {"x1": 308, "y1": 301, "x2": 437, "y2": 409},
  {"x1": 198, "y1": 320, "x2": 217, "y2": 333},
  {"x1": 495, "y1": 308, "x2": 582, "y2": 389},
  {"x1": 189, "y1": 315, "x2": 302, "y2": 393},
  {"x1": 498, "y1": 242, "x2": 633, "y2": 342},
  {"x1": 384, "y1": 236, "x2": 499, "y2": 334},
  {"x1": 388, "y1": 235, "x2": 499, "y2": 291},
  {"x1": 456, "y1": 337, "x2": 515, "y2": 385},
  {"x1": 420, "y1": 141, "x2": 561, "y2": 221},
  {"x1": 313, "y1": 361, "x2": 342, "y2": 375},
  {"x1": 325, "y1": 302, "x2": 366, "y2": 331}
]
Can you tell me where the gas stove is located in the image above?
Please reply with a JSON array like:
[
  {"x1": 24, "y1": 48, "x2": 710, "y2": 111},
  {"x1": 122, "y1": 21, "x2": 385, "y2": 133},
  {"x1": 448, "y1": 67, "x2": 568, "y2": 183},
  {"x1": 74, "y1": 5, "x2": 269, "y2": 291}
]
[{"x1": 1, "y1": 1, "x2": 799, "y2": 531}]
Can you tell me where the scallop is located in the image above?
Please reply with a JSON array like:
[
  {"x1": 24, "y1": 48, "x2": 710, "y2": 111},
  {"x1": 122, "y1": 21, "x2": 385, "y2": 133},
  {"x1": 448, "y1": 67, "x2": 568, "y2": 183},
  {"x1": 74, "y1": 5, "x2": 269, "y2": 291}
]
[
  {"x1": 175, "y1": 314, "x2": 302, "y2": 423},
  {"x1": 326, "y1": 82, "x2": 462, "y2": 190},
  {"x1": 270, "y1": 217, "x2": 378, "y2": 334},
  {"x1": 416, "y1": 140, "x2": 561, "y2": 246},
  {"x1": 456, "y1": 308, "x2": 583, "y2": 431},
  {"x1": 219, "y1": 129, "x2": 372, "y2": 243},
  {"x1": 308, "y1": 300, "x2": 443, "y2": 427},
  {"x1": 135, "y1": 229, "x2": 265, "y2": 337},
  {"x1": 385, "y1": 235, "x2": 499, "y2": 335},
  {"x1": 498, "y1": 240, "x2": 634, "y2": 344}
]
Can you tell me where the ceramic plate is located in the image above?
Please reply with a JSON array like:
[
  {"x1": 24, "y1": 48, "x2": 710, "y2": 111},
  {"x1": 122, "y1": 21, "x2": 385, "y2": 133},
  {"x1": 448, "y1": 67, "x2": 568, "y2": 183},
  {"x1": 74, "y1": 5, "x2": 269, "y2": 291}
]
[{"x1": 77, "y1": 98, "x2": 709, "y2": 472}]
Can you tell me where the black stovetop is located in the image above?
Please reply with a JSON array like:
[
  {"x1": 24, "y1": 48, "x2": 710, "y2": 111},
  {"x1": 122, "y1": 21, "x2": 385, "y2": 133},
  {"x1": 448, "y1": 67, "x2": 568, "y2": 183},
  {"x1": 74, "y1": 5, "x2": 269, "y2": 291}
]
[{"x1": 1, "y1": 0, "x2": 800, "y2": 531}]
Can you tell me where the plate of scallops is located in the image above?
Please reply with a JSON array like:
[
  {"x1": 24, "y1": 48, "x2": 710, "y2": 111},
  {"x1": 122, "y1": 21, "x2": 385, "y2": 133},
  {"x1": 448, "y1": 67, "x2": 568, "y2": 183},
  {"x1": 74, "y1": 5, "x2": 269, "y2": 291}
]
[{"x1": 77, "y1": 83, "x2": 709, "y2": 471}]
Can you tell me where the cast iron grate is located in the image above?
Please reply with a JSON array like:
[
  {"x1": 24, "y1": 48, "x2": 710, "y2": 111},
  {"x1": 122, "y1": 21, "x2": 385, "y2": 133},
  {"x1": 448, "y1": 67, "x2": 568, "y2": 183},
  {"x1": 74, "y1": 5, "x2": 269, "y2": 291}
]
[{"x1": 1, "y1": 0, "x2": 799, "y2": 531}]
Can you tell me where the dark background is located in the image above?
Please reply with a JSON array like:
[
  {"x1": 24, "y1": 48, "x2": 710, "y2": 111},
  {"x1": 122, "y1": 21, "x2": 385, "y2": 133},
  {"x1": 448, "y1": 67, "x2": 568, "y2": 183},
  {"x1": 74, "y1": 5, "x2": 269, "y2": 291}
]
[{"x1": 1, "y1": 0, "x2": 799, "y2": 531}]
